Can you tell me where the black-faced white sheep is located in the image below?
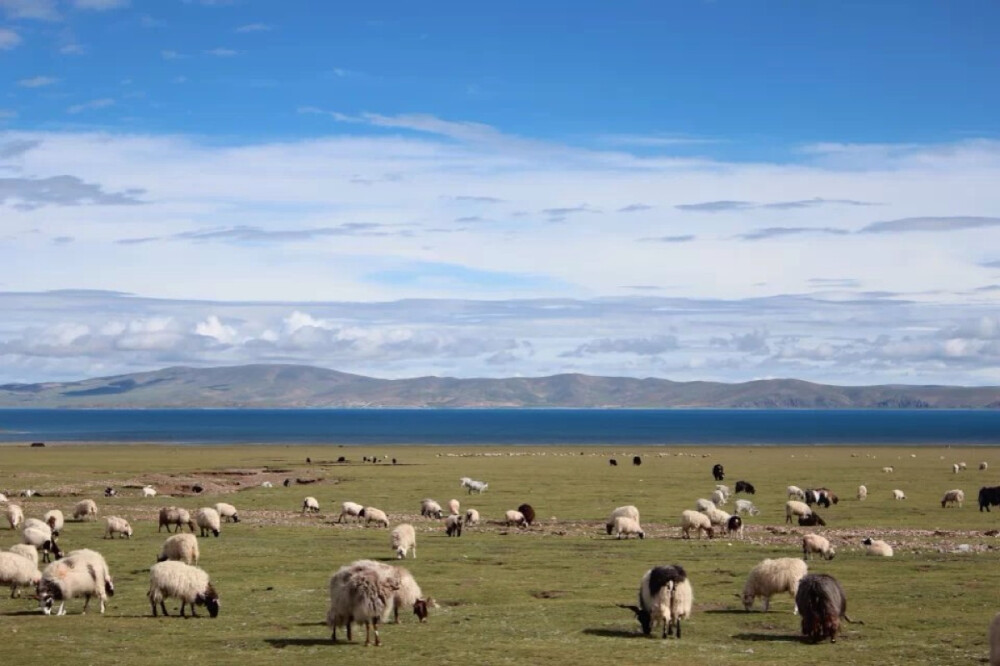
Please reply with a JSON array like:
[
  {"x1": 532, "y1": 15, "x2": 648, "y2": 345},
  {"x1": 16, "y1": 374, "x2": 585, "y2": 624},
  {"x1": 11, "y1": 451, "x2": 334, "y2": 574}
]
[
  {"x1": 620, "y1": 564, "x2": 693, "y2": 639},
  {"x1": 680, "y1": 510, "x2": 714, "y2": 539},
  {"x1": 158, "y1": 506, "x2": 195, "y2": 533},
  {"x1": 464, "y1": 508, "x2": 480, "y2": 526},
  {"x1": 391, "y1": 524, "x2": 416, "y2": 558},
  {"x1": 361, "y1": 506, "x2": 389, "y2": 528},
  {"x1": 157, "y1": 533, "x2": 200, "y2": 565},
  {"x1": 612, "y1": 516, "x2": 645, "y2": 539},
  {"x1": 44, "y1": 509, "x2": 64, "y2": 536},
  {"x1": 712, "y1": 464, "x2": 725, "y2": 481},
  {"x1": 445, "y1": 514, "x2": 463, "y2": 537},
  {"x1": 796, "y1": 573, "x2": 856, "y2": 643},
  {"x1": 420, "y1": 499, "x2": 443, "y2": 519},
  {"x1": 148, "y1": 560, "x2": 219, "y2": 618},
  {"x1": 701, "y1": 507, "x2": 732, "y2": 533},
  {"x1": 802, "y1": 533, "x2": 835, "y2": 560},
  {"x1": 195, "y1": 507, "x2": 221, "y2": 537},
  {"x1": 0, "y1": 551, "x2": 41, "y2": 598},
  {"x1": 302, "y1": 497, "x2": 320, "y2": 514},
  {"x1": 742, "y1": 557, "x2": 807, "y2": 613},
  {"x1": 338, "y1": 501, "x2": 363, "y2": 523},
  {"x1": 861, "y1": 537, "x2": 893, "y2": 557},
  {"x1": 942, "y1": 489, "x2": 965, "y2": 508},
  {"x1": 735, "y1": 480, "x2": 755, "y2": 494},
  {"x1": 214, "y1": 503, "x2": 239, "y2": 523},
  {"x1": 517, "y1": 503, "x2": 536, "y2": 526},
  {"x1": 73, "y1": 499, "x2": 98, "y2": 521},
  {"x1": 606, "y1": 505, "x2": 640, "y2": 535},
  {"x1": 104, "y1": 515, "x2": 133, "y2": 539},
  {"x1": 38, "y1": 548, "x2": 114, "y2": 615}
]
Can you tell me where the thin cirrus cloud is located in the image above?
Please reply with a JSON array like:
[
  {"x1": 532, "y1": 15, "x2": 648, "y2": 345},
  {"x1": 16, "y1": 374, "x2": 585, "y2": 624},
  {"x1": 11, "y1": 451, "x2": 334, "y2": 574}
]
[
  {"x1": 235, "y1": 23, "x2": 271, "y2": 33},
  {"x1": 676, "y1": 197, "x2": 878, "y2": 212},
  {"x1": 116, "y1": 223, "x2": 399, "y2": 245},
  {"x1": 18, "y1": 76, "x2": 58, "y2": 88},
  {"x1": 66, "y1": 98, "x2": 114, "y2": 114},
  {"x1": 0, "y1": 175, "x2": 144, "y2": 209},
  {"x1": 73, "y1": 0, "x2": 130, "y2": 10},
  {"x1": 618, "y1": 203, "x2": 653, "y2": 213},
  {"x1": 205, "y1": 47, "x2": 239, "y2": 57},
  {"x1": 737, "y1": 226, "x2": 850, "y2": 241},
  {"x1": 0, "y1": 0, "x2": 60, "y2": 21},
  {"x1": 859, "y1": 217, "x2": 1000, "y2": 234},
  {"x1": 449, "y1": 195, "x2": 505, "y2": 204},
  {"x1": 638, "y1": 235, "x2": 696, "y2": 243}
]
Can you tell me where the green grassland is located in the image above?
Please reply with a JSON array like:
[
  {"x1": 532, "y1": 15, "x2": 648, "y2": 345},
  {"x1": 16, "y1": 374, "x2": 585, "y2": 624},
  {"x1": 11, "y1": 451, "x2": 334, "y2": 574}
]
[{"x1": 2, "y1": 443, "x2": 999, "y2": 665}]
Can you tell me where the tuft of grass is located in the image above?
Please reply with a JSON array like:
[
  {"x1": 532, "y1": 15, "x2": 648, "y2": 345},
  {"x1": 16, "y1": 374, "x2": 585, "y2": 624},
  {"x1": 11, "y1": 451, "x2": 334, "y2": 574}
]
[{"x1": 0, "y1": 444, "x2": 998, "y2": 664}]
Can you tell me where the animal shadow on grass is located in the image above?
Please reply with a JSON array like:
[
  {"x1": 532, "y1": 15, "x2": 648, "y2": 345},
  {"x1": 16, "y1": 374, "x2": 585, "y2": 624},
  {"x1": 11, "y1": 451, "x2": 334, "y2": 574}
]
[
  {"x1": 703, "y1": 609, "x2": 751, "y2": 615},
  {"x1": 581, "y1": 628, "x2": 645, "y2": 639},
  {"x1": 2, "y1": 610, "x2": 43, "y2": 617},
  {"x1": 733, "y1": 632, "x2": 803, "y2": 643},
  {"x1": 265, "y1": 638, "x2": 340, "y2": 648}
]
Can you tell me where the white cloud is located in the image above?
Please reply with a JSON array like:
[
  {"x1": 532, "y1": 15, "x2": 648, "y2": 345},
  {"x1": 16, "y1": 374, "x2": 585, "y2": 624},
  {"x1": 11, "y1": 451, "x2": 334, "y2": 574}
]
[
  {"x1": 18, "y1": 76, "x2": 57, "y2": 88},
  {"x1": 205, "y1": 47, "x2": 238, "y2": 57},
  {"x1": 66, "y1": 98, "x2": 114, "y2": 114},
  {"x1": 0, "y1": 0, "x2": 59, "y2": 21},
  {"x1": 235, "y1": 23, "x2": 271, "y2": 33},
  {"x1": 59, "y1": 43, "x2": 86, "y2": 55},
  {"x1": 0, "y1": 27, "x2": 22, "y2": 50},
  {"x1": 194, "y1": 315, "x2": 238, "y2": 344},
  {"x1": 73, "y1": 0, "x2": 129, "y2": 9}
]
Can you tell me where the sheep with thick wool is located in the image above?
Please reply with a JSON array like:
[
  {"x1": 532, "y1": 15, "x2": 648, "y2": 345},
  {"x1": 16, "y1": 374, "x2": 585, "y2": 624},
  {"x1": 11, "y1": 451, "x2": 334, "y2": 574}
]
[
  {"x1": 157, "y1": 533, "x2": 200, "y2": 565},
  {"x1": 694, "y1": 498, "x2": 716, "y2": 512},
  {"x1": 785, "y1": 500, "x2": 813, "y2": 524},
  {"x1": 742, "y1": 557, "x2": 808, "y2": 613},
  {"x1": 464, "y1": 508, "x2": 480, "y2": 526},
  {"x1": 9, "y1": 543, "x2": 38, "y2": 567},
  {"x1": 158, "y1": 506, "x2": 195, "y2": 533},
  {"x1": 612, "y1": 516, "x2": 645, "y2": 540},
  {"x1": 0, "y1": 551, "x2": 42, "y2": 598},
  {"x1": 104, "y1": 515, "x2": 133, "y2": 539},
  {"x1": 420, "y1": 499, "x2": 443, "y2": 519},
  {"x1": 941, "y1": 489, "x2": 965, "y2": 508},
  {"x1": 6, "y1": 503, "x2": 24, "y2": 530},
  {"x1": 22, "y1": 520, "x2": 61, "y2": 562},
  {"x1": 445, "y1": 514, "x2": 462, "y2": 537},
  {"x1": 391, "y1": 524, "x2": 416, "y2": 559},
  {"x1": 605, "y1": 505, "x2": 640, "y2": 535},
  {"x1": 447, "y1": 499, "x2": 460, "y2": 516},
  {"x1": 44, "y1": 509, "x2": 65, "y2": 536},
  {"x1": 361, "y1": 506, "x2": 390, "y2": 528},
  {"x1": 857, "y1": 485, "x2": 868, "y2": 501},
  {"x1": 195, "y1": 507, "x2": 221, "y2": 537},
  {"x1": 214, "y1": 503, "x2": 239, "y2": 523},
  {"x1": 338, "y1": 501, "x2": 364, "y2": 523},
  {"x1": 302, "y1": 497, "x2": 320, "y2": 514},
  {"x1": 505, "y1": 510, "x2": 527, "y2": 527},
  {"x1": 802, "y1": 534, "x2": 836, "y2": 560},
  {"x1": 862, "y1": 537, "x2": 893, "y2": 557},
  {"x1": 796, "y1": 573, "x2": 856, "y2": 643},
  {"x1": 710, "y1": 489, "x2": 727, "y2": 507},
  {"x1": 892, "y1": 489, "x2": 906, "y2": 500},
  {"x1": 148, "y1": 560, "x2": 219, "y2": 618},
  {"x1": 620, "y1": 565, "x2": 693, "y2": 639},
  {"x1": 787, "y1": 486, "x2": 806, "y2": 500},
  {"x1": 38, "y1": 548, "x2": 114, "y2": 616},
  {"x1": 680, "y1": 510, "x2": 714, "y2": 539},
  {"x1": 701, "y1": 506, "x2": 731, "y2": 532},
  {"x1": 73, "y1": 499, "x2": 98, "y2": 522}
]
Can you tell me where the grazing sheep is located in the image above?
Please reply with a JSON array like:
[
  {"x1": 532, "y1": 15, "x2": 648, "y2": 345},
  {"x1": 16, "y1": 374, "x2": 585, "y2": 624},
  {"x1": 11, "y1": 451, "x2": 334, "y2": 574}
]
[
  {"x1": 710, "y1": 489, "x2": 727, "y2": 507},
  {"x1": 989, "y1": 612, "x2": 1000, "y2": 666},
  {"x1": 142, "y1": 486, "x2": 157, "y2": 498},
  {"x1": 857, "y1": 485, "x2": 868, "y2": 501},
  {"x1": 941, "y1": 489, "x2": 965, "y2": 508},
  {"x1": 609, "y1": 458, "x2": 618, "y2": 466},
  {"x1": 214, "y1": 503, "x2": 239, "y2": 523},
  {"x1": 612, "y1": 516, "x2": 645, "y2": 540},
  {"x1": 326, "y1": 560, "x2": 431, "y2": 646},
  {"x1": 148, "y1": 560, "x2": 219, "y2": 618},
  {"x1": 73, "y1": 499, "x2": 98, "y2": 522},
  {"x1": 464, "y1": 508, "x2": 480, "y2": 526},
  {"x1": 302, "y1": 497, "x2": 320, "y2": 514},
  {"x1": 734, "y1": 499, "x2": 760, "y2": 516},
  {"x1": 460, "y1": 477, "x2": 488, "y2": 494},
  {"x1": 695, "y1": 498, "x2": 716, "y2": 512},
  {"x1": 104, "y1": 515, "x2": 133, "y2": 539},
  {"x1": 715, "y1": 484, "x2": 731, "y2": 498},
  {"x1": 980, "y1": 487, "x2": 1000, "y2": 512},
  {"x1": 361, "y1": 507, "x2": 390, "y2": 528},
  {"x1": 606, "y1": 505, "x2": 641, "y2": 535},
  {"x1": 742, "y1": 557, "x2": 808, "y2": 613},
  {"x1": 21, "y1": 521, "x2": 62, "y2": 562},
  {"x1": 104, "y1": 487, "x2": 117, "y2": 498},
  {"x1": 959, "y1": 462, "x2": 968, "y2": 470},
  {"x1": 44, "y1": 509, "x2": 65, "y2": 536},
  {"x1": 0, "y1": 551, "x2": 42, "y2": 598},
  {"x1": 861, "y1": 537, "x2": 893, "y2": 557},
  {"x1": 157, "y1": 533, "x2": 200, "y2": 565},
  {"x1": 892, "y1": 489, "x2": 906, "y2": 500},
  {"x1": 785, "y1": 500, "x2": 812, "y2": 524},
  {"x1": 6, "y1": 503, "x2": 24, "y2": 530},
  {"x1": 735, "y1": 480, "x2": 756, "y2": 495},
  {"x1": 796, "y1": 573, "x2": 855, "y2": 643},
  {"x1": 798, "y1": 512, "x2": 827, "y2": 527},
  {"x1": 806, "y1": 488, "x2": 838, "y2": 507},
  {"x1": 712, "y1": 464, "x2": 725, "y2": 481},
  {"x1": 727, "y1": 515, "x2": 744, "y2": 539},
  {"x1": 505, "y1": 510, "x2": 527, "y2": 528},
  {"x1": 802, "y1": 533, "x2": 836, "y2": 560},
  {"x1": 445, "y1": 514, "x2": 462, "y2": 537},
  {"x1": 9, "y1": 543, "x2": 39, "y2": 567},
  {"x1": 260, "y1": 481, "x2": 273, "y2": 488},
  {"x1": 882, "y1": 466, "x2": 894, "y2": 473},
  {"x1": 391, "y1": 524, "x2": 416, "y2": 558},
  {"x1": 420, "y1": 499, "x2": 443, "y2": 519},
  {"x1": 517, "y1": 503, "x2": 536, "y2": 526},
  {"x1": 621, "y1": 564, "x2": 693, "y2": 639},
  {"x1": 981, "y1": 462, "x2": 989, "y2": 472},
  {"x1": 633, "y1": 455, "x2": 642, "y2": 466},
  {"x1": 338, "y1": 501, "x2": 364, "y2": 523},
  {"x1": 680, "y1": 510, "x2": 714, "y2": 539},
  {"x1": 158, "y1": 506, "x2": 195, "y2": 533},
  {"x1": 195, "y1": 508, "x2": 221, "y2": 538},
  {"x1": 447, "y1": 499, "x2": 460, "y2": 516},
  {"x1": 954, "y1": 463, "x2": 961, "y2": 474},
  {"x1": 38, "y1": 548, "x2": 114, "y2": 615},
  {"x1": 787, "y1": 486, "x2": 806, "y2": 500},
  {"x1": 701, "y1": 507, "x2": 732, "y2": 533}
]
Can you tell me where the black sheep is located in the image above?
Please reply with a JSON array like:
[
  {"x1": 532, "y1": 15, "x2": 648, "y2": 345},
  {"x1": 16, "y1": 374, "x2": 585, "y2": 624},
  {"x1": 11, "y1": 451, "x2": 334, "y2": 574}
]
[
  {"x1": 798, "y1": 512, "x2": 827, "y2": 527},
  {"x1": 712, "y1": 463, "x2": 724, "y2": 481},
  {"x1": 633, "y1": 456, "x2": 642, "y2": 466},
  {"x1": 734, "y1": 480, "x2": 755, "y2": 495},
  {"x1": 979, "y1": 486, "x2": 1000, "y2": 512},
  {"x1": 517, "y1": 503, "x2": 536, "y2": 526},
  {"x1": 609, "y1": 458, "x2": 618, "y2": 466}
]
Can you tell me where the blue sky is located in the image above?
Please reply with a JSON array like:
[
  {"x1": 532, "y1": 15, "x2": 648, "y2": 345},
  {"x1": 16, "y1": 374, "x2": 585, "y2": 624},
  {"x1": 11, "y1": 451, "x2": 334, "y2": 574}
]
[{"x1": 2, "y1": 0, "x2": 1000, "y2": 384}]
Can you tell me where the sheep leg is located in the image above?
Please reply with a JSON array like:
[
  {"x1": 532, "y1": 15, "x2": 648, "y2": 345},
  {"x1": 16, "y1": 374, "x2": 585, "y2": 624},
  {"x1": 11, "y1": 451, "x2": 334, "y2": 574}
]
[
  {"x1": 762, "y1": 596, "x2": 770, "y2": 612},
  {"x1": 180, "y1": 600, "x2": 187, "y2": 617},
  {"x1": 393, "y1": 603, "x2": 399, "y2": 624},
  {"x1": 57, "y1": 601, "x2": 66, "y2": 616},
  {"x1": 10, "y1": 584, "x2": 19, "y2": 598},
  {"x1": 347, "y1": 619, "x2": 352, "y2": 641},
  {"x1": 364, "y1": 621, "x2": 371, "y2": 647},
  {"x1": 99, "y1": 597, "x2": 106, "y2": 614},
  {"x1": 372, "y1": 618, "x2": 381, "y2": 647},
  {"x1": 676, "y1": 619, "x2": 681, "y2": 639},
  {"x1": 82, "y1": 594, "x2": 91, "y2": 614}
]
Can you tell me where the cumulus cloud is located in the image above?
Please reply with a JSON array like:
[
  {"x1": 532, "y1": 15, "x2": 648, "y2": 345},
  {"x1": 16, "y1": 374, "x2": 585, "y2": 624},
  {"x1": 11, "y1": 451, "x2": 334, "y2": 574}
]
[{"x1": 0, "y1": 175, "x2": 145, "y2": 209}]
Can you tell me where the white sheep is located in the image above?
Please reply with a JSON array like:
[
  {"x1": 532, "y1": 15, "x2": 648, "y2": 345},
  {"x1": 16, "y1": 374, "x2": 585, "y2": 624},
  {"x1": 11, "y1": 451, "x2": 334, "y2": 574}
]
[
  {"x1": 6, "y1": 503, "x2": 24, "y2": 530},
  {"x1": 953, "y1": 463, "x2": 961, "y2": 474},
  {"x1": 0, "y1": 551, "x2": 42, "y2": 598},
  {"x1": 694, "y1": 498, "x2": 716, "y2": 512},
  {"x1": 701, "y1": 506, "x2": 731, "y2": 532},
  {"x1": 391, "y1": 524, "x2": 416, "y2": 559},
  {"x1": 622, "y1": 565, "x2": 693, "y2": 639},
  {"x1": 214, "y1": 503, "x2": 239, "y2": 523},
  {"x1": 892, "y1": 489, "x2": 906, "y2": 500},
  {"x1": 606, "y1": 505, "x2": 640, "y2": 535},
  {"x1": 989, "y1": 612, "x2": 1000, "y2": 666},
  {"x1": 260, "y1": 481, "x2": 274, "y2": 488},
  {"x1": 338, "y1": 501, "x2": 364, "y2": 523},
  {"x1": 734, "y1": 499, "x2": 760, "y2": 516},
  {"x1": 104, "y1": 515, "x2": 133, "y2": 539},
  {"x1": 73, "y1": 499, "x2": 98, "y2": 522},
  {"x1": 445, "y1": 514, "x2": 463, "y2": 536},
  {"x1": 882, "y1": 466, "x2": 894, "y2": 473},
  {"x1": 148, "y1": 560, "x2": 220, "y2": 618},
  {"x1": 142, "y1": 485, "x2": 158, "y2": 498},
  {"x1": 9, "y1": 543, "x2": 39, "y2": 567},
  {"x1": 715, "y1": 484, "x2": 731, "y2": 498},
  {"x1": 857, "y1": 485, "x2": 868, "y2": 501},
  {"x1": 959, "y1": 462, "x2": 968, "y2": 470},
  {"x1": 785, "y1": 500, "x2": 812, "y2": 524},
  {"x1": 460, "y1": 477, "x2": 488, "y2": 494},
  {"x1": 302, "y1": 497, "x2": 320, "y2": 514},
  {"x1": 158, "y1": 533, "x2": 200, "y2": 565},
  {"x1": 158, "y1": 506, "x2": 195, "y2": 533},
  {"x1": 448, "y1": 499, "x2": 460, "y2": 516},
  {"x1": 44, "y1": 509, "x2": 65, "y2": 535},
  {"x1": 0, "y1": 492, "x2": 6, "y2": 502},
  {"x1": 680, "y1": 510, "x2": 714, "y2": 539},
  {"x1": 22, "y1": 520, "x2": 61, "y2": 562},
  {"x1": 612, "y1": 515, "x2": 645, "y2": 539},
  {"x1": 195, "y1": 507, "x2": 221, "y2": 537},
  {"x1": 361, "y1": 506, "x2": 389, "y2": 528},
  {"x1": 420, "y1": 499, "x2": 443, "y2": 519},
  {"x1": 464, "y1": 508, "x2": 480, "y2": 526},
  {"x1": 802, "y1": 533, "x2": 836, "y2": 560},
  {"x1": 710, "y1": 489, "x2": 727, "y2": 507},
  {"x1": 862, "y1": 537, "x2": 894, "y2": 557},
  {"x1": 981, "y1": 462, "x2": 989, "y2": 472},
  {"x1": 38, "y1": 548, "x2": 114, "y2": 615},
  {"x1": 505, "y1": 509, "x2": 527, "y2": 527},
  {"x1": 742, "y1": 557, "x2": 808, "y2": 613},
  {"x1": 941, "y1": 489, "x2": 965, "y2": 508},
  {"x1": 786, "y1": 485, "x2": 806, "y2": 500}
]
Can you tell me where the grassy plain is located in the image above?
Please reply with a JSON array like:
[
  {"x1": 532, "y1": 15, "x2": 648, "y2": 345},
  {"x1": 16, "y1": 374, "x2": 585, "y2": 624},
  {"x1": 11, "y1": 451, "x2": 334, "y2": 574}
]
[{"x1": 2, "y1": 443, "x2": 999, "y2": 665}]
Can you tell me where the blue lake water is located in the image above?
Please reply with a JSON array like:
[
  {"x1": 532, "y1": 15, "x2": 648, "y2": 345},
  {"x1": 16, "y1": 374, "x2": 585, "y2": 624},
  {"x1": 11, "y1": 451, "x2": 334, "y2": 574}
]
[{"x1": 1, "y1": 409, "x2": 1000, "y2": 445}]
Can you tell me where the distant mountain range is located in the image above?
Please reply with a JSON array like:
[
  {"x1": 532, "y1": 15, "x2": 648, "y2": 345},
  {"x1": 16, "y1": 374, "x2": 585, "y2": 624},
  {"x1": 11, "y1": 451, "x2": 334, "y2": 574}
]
[{"x1": 2, "y1": 364, "x2": 1000, "y2": 408}]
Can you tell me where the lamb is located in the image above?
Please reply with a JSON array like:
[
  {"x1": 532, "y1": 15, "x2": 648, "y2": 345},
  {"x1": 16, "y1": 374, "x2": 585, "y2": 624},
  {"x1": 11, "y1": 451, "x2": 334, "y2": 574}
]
[
  {"x1": 447, "y1": 499, "x2": 460, "y2": 516},
  {"x1": 861, "y1": 537, "x2": 893, "y2": 557},
  {"x1": 785, "y1": 500, "x2": 812, "y2": 524},
  {"x1": 882, "y1": 466, "x2": 894, "y2": 473},
  {"x1": 606, "y1": 505, "x2": 640, "y2": 535},
  {"x1": 157, "y1": 533, "x2": 200, "y2": 565},
  {"x1": 73, "y1": 499, "x2": 98, "y2": 521},
  {"x1": 980, "y1": 486, "x2": 1000, "y2": 512},
  {"x1": 712, "y1": 463, "x2": 725, "y2": 481},
  {"x1": 517, "y1": 503, "x2": 536, "y2": 526},
  {"x1": 505, "y1": 510, "x2": 527, "y2": 527},
  {"x1": 727, "y1": 515, "x2": 744, "y2": 539},
  {"x1": 694, "y1": 498, "x2": 716, "y2": 512},
  {"x1": 787, "y1": 486, "x2": 806, "y2": 500},
  {"x1": 464, "y1": 508, "x2": 480, "y2": 526},
  {"x1": 710, "y1": 489, "x2": 727, "y2": 507},
  {"x1": 857, "y1": 485, "x2": 868, "y2": 501},
  {"x1": 158, "y1": 506, "x2": 195, "y2": 533},
  {"x1": 338, "y1": 501, "x2": 364, "y2": 523},
  {"x1": 796, "y1": 573, "x2": 856, "y2": 643},
  {"x1": 104, "y1": 515, "x2": 133, "y2": 539},
  {"x1": 214, "y1": 503, "x2": 239, "y2": 523},
  {"x1": 38, "y1": 548, "x2": 114, "y2": 615},
  {"x1": 802, "y1": 533, "x2": 836, "y2": 560},
  {"x1": 391, "y1": 524, "x2": 416, "y2": 558},
  {"x1": 0, "y1": 551, "x2": 42, "y2": 598},
  {"x1": 360, "y1": 506, "x2": 389, "y2": 528},
  {"x1": 742, "y1": 557, "x2": 808, "y2": 613},
  {"x1": 612, "y1": 515, "x2": 645, "y2": 539},
  {"x1": 142, "y1": 485, "x2": 157, "y2": 498},
  {"x1": 44, "y1": 509, "x2": 65, "y2": 536},
  {"x1": 195, "y1": 508, "x2": 221, "y2": 538},
  {"x1": 734, "y1": 499, "x2": 760, "y2": 516},
  {"x1": 680, "y1": 510, "x2": 714, "y2": 539},
  {"x1": 326, "y1": 560, "x2": 431, "y2": 647},
  {"x1": 620, "y1": 564, "x2": 693, "y2": 639},
  {"x1": 6, "y1": 503, "x2": 24, "y2": 530},
  {"x1": 735, "y1": 480, "x2": 755, "y2": 495},
  {"x1": 302, "y1": 497, "x2": 320, "y2": 514},
  {"x1": 148, "y1": 560, "x2": 220, "y2": 618},
  {"x1": 941, "y1": 489, "x2": 965, "y2": 508},
  {"x1": 22, "y1": 520, "x2": 62, "y2": 562},
  {"x1": 892, "y1": 489, "x2": 906, "y2": 500},
  {"x1": 990, "y1": 612, "x2": 1000, "y2": 666},
  {"x1": 445, "y1": 514, "x2": 463, "y2": 537},
  {"x1": 9, "y1": 543, "x2": 39, "y2": 567},
  {"x1": 420, "y1": 499, "x2": 443, "y2": 519}
]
